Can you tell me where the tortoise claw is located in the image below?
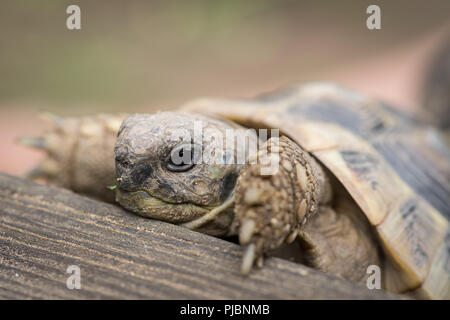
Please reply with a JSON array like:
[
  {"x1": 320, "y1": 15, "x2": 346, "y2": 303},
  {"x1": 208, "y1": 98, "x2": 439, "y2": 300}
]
[
  {"x1": 22, "y1": 159, "x2": 59, "y2": 180},
  {"x1": 239, "y1": 218, "x2": 255, "y2": 245},
  {"x1": 241, "y1": 243, "x2": 256, "y2": 275},
  {"x1": 16, "y1": 136, "x2": 46, "y2": 150},
  {"x1": 39, "y1": 112, "x2": 63, "y2": 128},
  {"x1": 22, "y1": 166, "x2": 45, "y2": 179}
]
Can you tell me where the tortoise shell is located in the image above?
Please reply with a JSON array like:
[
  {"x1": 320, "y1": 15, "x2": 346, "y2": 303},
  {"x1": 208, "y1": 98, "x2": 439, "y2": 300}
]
[{"x1": 180, "y1": 82, "x2": 450, "y2": 299}]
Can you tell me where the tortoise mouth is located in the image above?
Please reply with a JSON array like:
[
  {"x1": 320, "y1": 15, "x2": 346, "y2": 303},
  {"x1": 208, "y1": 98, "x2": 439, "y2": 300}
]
[{"x1": 115, "y1": 188, "x2": 209, "y2": 223}]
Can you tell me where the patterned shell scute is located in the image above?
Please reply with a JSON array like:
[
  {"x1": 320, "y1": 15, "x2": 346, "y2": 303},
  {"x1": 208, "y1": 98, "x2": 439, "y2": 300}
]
[
  {"x1": 180, "y1": 82, "x2": 450, "y2": 298},
  {"x1": 283, "y1": 86, "x2": 450, "y2": 220}
]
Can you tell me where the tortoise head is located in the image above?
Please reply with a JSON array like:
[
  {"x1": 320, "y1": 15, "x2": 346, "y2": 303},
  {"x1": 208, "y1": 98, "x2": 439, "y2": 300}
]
[{"x1": 114, "y1": 112, "x2": 256, "y2": 230}]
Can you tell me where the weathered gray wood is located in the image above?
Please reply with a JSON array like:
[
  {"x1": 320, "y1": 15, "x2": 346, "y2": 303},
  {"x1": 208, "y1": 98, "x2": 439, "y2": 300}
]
[{"x1": 0, "y1": 172, "x2": 402, "y2": 299}]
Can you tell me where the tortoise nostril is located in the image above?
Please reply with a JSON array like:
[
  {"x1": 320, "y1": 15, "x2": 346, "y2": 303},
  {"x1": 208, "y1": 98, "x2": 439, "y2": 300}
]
[{"x1": 117, "y1": 176, "x2": 135, "y2": 191}]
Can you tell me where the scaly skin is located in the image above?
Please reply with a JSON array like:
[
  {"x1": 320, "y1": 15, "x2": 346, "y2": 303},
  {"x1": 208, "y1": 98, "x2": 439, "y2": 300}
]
[
  {"x1": 21, "y1": 111, "x2": 381, "y2": 283},
  {"x1": 235, "y1": 136, "x2": 380, "y2": 279},
  {"x1": 19, "y1": 113, "x2": 127, "y2": 202}
]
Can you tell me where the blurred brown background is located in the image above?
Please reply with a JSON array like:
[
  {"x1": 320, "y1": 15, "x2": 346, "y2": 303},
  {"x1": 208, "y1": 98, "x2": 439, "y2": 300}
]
[{"x1": 1, "y1": 0, "x2": 449, "y2": 175}]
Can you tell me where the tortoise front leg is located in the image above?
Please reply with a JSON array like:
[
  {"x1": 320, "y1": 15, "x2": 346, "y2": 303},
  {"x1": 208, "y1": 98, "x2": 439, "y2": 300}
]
[
  {"x1": 18, "y1": 113, "x2": 128, "y2": 202},
  {"x1": 234, "y1": 135, "x2": 332, "y2": 273},
  {"x1": 299, "y1": 203, "x2": 381, "y2": 283},
  {"x1": 234, "y1": 135, "x2": 381, "y2": 282}
]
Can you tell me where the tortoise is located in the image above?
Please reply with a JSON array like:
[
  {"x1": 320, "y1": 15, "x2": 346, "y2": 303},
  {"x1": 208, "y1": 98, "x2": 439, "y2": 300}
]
[{"x1": 20, "y1": 82, "x2": 450, "y2": 299}]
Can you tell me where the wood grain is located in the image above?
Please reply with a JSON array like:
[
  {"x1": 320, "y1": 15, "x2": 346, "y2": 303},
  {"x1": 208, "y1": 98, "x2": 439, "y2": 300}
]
[{"x1": 0, "y1": 173, "x2": 402, "y2": 299}]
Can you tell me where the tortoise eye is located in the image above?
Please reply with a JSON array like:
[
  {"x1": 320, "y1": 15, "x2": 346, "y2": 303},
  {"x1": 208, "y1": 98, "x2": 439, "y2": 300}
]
[{"x1": 166, "y1": 143, "x2": 199, "y2": 172}]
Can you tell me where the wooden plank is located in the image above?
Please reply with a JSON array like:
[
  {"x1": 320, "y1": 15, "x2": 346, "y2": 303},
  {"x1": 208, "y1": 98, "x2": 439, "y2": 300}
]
[{"x1": 0, "y1": 173, "x2": 402, "y2": 299}]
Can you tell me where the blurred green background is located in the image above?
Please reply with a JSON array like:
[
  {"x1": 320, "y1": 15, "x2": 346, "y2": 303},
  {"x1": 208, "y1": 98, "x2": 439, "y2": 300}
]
[
  {"x1": 0, "y1": 0, "x2": 449, "y2": 173},
  {"x1": 1, "y1": 0, "x2": 449, "y2": 112}
]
